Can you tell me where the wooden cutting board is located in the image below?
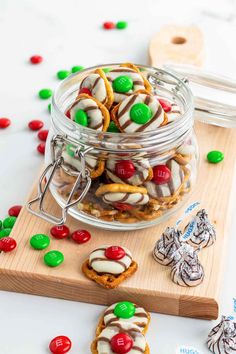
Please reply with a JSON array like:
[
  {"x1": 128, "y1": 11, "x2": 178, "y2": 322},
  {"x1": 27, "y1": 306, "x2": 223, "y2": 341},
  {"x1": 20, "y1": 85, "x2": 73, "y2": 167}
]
[{"x1": 0, "y1": 122, "x2": 235, "y2": 320}]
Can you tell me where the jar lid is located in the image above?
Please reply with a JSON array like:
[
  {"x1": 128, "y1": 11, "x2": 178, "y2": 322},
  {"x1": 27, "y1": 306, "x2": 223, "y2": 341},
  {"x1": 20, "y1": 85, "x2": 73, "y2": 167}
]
[{"x1": 164, "y1": 64, "x2": 236, "y2": 128}]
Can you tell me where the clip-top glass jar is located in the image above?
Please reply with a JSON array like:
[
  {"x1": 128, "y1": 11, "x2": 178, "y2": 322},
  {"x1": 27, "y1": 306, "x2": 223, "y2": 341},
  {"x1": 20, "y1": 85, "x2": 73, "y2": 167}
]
[{"x1": 28, "y1": 63, "x2": 198, "y2": 230}]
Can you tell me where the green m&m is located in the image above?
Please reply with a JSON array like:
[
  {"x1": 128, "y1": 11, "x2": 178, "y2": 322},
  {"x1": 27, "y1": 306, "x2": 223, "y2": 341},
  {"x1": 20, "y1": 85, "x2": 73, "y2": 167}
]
[
  {"x1": 30, "y1": 234, "x2": 50, "y2": 250},
  {"x1": 44, "y1": 250, "x2": 64, "y2": 267},
  {"x1": 57, "y1": 70, "x2": 70, "y2": 80},
  {"x1": 0, "y1": 220, "x2": 2, "y2": 230},
  {"x1": 107, "y1": 121, "x2": 120, "y2": 133},
  {"x1": 114, "y1": 301, "x2": 135, "y2": 319},
  {"x1": 0, "y1": 228, "x2": 11, "y2": 238},
  {"x1": 71, "y1": 66, "x2": 84, "y2": 73},
  {"x1": 130, "y1": 103, "x2": 152, "y2": 124},
  {"x1": 116, "y1": 21, "x2": 128, "y2": 30},
  {"x1": 113, "y1": 76, "x2": 133, "y2": 93},
  {"x1": 74, "y1": 109, "x2": 88, "y2": 126},
  {"x1": 48, "y1": 103, "x2": 51, "y2": 113},
  {"x1": 38, "y1": 88, "x2": 53, "y2": 100},
  {"x1": 3, "y1": 216, "x2": 17, "y2": 229},
  {"x1": 207, "y1": 150, "x2": 224, "y2": 164}
]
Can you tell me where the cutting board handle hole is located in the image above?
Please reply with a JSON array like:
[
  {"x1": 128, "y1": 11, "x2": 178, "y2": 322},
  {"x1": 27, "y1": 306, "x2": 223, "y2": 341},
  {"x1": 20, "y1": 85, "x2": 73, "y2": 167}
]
[{"x1": 172, "y1": 36, "x2": 186, "y2": 45}]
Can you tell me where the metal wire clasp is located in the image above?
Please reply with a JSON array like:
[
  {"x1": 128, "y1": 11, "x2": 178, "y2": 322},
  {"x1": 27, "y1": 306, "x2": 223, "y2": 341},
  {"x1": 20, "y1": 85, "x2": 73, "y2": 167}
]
[{"x1": 27, "y1": 134, "x2": 92, "y2": 225}]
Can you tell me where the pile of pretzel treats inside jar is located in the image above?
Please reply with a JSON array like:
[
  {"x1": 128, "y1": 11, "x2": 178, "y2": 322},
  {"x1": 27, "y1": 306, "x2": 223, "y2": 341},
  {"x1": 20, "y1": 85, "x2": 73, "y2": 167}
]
[{"x1": 53, "y1": 63, "x2": 197, "y2": 226}]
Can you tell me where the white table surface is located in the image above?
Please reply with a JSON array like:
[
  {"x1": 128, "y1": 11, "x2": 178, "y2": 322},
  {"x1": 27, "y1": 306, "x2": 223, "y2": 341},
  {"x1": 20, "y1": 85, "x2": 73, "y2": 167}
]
[{"x1": 1, "y1": 0, "x2": 236, "y2": 352}]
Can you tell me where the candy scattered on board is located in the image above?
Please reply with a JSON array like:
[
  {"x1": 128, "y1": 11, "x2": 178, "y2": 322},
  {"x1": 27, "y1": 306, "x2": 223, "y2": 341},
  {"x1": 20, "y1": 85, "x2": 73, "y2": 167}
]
[
  {"x1": 44, "y1": 250, "x2": 64, "y2": 267},
  {"x1": 30, "y1": 55, "x2": 43, "y2": 65},
  {"x1": 71, "y1": 229, "x2": 91, "y2": 244},
  {"x1": 49, "y1": 335, "x2": 72, "y2": 354},
  {"x1": 0, "y1": 117, "x2": 11, "y2": 129},
  {"x1": 57, "y1": 70, "x2": 70, "y2": 80},
  {"x1": 37, "y1": 142, "x2": 46, "y2": 155},
  {"x1": 207, "y1": 150, "x2": 224, "y2": 164},
  {"x1": 0, "y1": 237, "x2": 17, "y2": 253},
  {"x1": 28, "y1": 119, "x2": 44, "y2": 131},
  {"x1": 103, "y1": 21, "x2": 128, "y2": 30},
  {"x1": 38, "y1": 88, "x2": 52, "y2": 100},
  {"x1": 8, "y1": 205, "x2": 22, "y2": 217},
  {"x1": 37, "y1": 129, "x2": 49, "y2": 141},
  {"x1": 50, "y1": 225, "x2": 70, "y2": 239},
  {"x1": 30, "y1": 234, "x2": 50, "y2": 250}
]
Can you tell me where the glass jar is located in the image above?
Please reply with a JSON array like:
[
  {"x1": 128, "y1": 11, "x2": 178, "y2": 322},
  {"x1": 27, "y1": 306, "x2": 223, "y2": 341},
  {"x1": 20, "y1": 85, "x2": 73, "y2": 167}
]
[{"x1": 28, "y1": 64, "x2": 199, "y2": 230}]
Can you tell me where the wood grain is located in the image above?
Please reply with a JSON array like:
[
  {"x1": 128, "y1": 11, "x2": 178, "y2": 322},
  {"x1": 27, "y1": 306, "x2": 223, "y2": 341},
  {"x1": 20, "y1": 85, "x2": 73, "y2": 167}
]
[{"x1": 0, "y1": 122, "x2": 235, "y2": 320}]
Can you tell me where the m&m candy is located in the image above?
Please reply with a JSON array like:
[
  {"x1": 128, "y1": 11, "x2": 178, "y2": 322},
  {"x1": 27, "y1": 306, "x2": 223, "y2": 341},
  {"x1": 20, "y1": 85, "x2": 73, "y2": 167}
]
[
  {"x1": 0, "y1": 118, "x2": 11, "y2": 129},
  {"x1": 152, "y1": 165, "x2": 171, "y2": 185},
  {"x1": 107, "y1": 121, "x2": 120, "y2": 133},
  {"x1": 38, "y1": 88, "x2": 52, "y2": 100},
  {"x1": 30, "y1": 55, "x2": 43, "y2": 64},
  {"x1": 114, "y1": 301, "x2": 135, "y2": 319},
  {"x1": 50, "y1": 225, "x2": 70, "y2": 239},
  {"x1": 8, "y1": 205, "x2": 22, "y2": 217},
  {"x1": 158, "y1": 98, "x2": 172, "y2": 113},
  {"x1": 207, "y1": 150, "x2": 224, "y2": 164},
  {"x1": 113, "y1": 203, "x2": 134, "y2": 211},
  {"x1": 37, "y1": 142, "x2": 46, "y2": 155},
  {"x1": 57, "y1": 70, "x2": 70, "y2": 80},
  {"x1": 71, "y1": 229, "x2": 91, "y2": 244},
  {"x1": 130, "y1": 103, "x2": 152, "y2": 124},
  {"x1": 110, "y1": 333, "x2": 133, "y2": 353},
  {"x1": 74, "y1": 109, "x2": 88, "y2": 126},
  {"x1": 38, "y1": 129, "x2": 49, "y2": 142},
  {"x1": 49, "y1": 335, "x2": 72, "y2": 354},
  {"x1": 30, "y1": 234, "x2": 50, "y2": 250},
  {"x1": 115, "y1": 160, "x2": 136, "y2": 179},
  {"x1": 44, "y1": 250, "x2": 64, "y2": 267},
  {"x1": 71, "y1": 65, "x2": 84, "y2": 73},
  {"x1": 113, "y1": 76, "x2": 133, "y2": 93},
  {"x1": 0, "y1": 228, "x2": 11, "y2": 238},
  {"x1": 3, "y1": 216, "x2": 17, "y2": 229},
  {"x1": 116, "y1": 21, "x2": 128, "y2": 30},
  {"x1": 0, "y1": 237, "x2": 17, "y2": 252},
  {"x1": 105, "y1": 246, "x2": 126, "y2": 260},
  {"x1": 28, "y1": 120, "x2": 44, "y2": 131},
  {"x1": 79, "y1": 87, "x2": 92, "y2": 96},
  {"x1": 103, "y1": 21, "x2": 116, "y2": 30},
  {"x1": 48, "y1": 103, "x2": 52, "y2": 113}
]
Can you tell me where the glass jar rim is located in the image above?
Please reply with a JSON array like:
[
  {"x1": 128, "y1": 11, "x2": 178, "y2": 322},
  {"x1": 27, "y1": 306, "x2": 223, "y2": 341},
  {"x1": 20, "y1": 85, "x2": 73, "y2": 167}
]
[{"x1": 52, "y1": 63, "x2": 194, "y2": 151}]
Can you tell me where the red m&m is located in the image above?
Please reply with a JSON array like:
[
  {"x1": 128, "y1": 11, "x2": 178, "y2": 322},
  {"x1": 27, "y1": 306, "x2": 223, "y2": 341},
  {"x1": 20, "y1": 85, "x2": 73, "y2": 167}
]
[
  {"x1": 0, "y1": 118, "x2": 11, "y2": 129},
  {"x1": 152, "y1": 165, "x2": 171, "y2": 185},
  {"x1": 8, "y1": 205, "x2": 22, "y2": 217},
  {"x1": 158, "y1": 99, "x2": 172, "y2": 113},
  {"x1": 37, "y1": 142, "x2": 46, "y2": 155},
  {"x1": 79, "y1": 87, "x2": 92, "y2": 96},
  {"x1": 110, "y1": 333, "x2": 133, "y2": 354},
  {"x1": 49, "y1": 335, "x2": 72, "y2": 354},
  {"x1": 65, "y1": 110, "x2": 71, "y2": 119},
  {"x1": 38, "y1": 129, "x2": 49, "y2": 141},
  {"x1": 28, "y1": 120, "x2": 44, "y2": 131},
  {"x1": 0, "y1": 237, "x2": 17, "y2": 253},
  {"x1": 30, "y1": 55, "x2": 43, "y2": 64},
  {"x1": 103, "y1": 21, "x2": 116, "y2": 30},
  {"x1": 105, "y1": 246, "x2": 126, "y2": 260},
  {"x1": 71, "y1": 229, "x2": 91, "y2": 244},
  {"x1": 113, "y1": 203, "x2": 133, "y2": 211},
  {"x1": 50, "y1": 225, "x2": 70, "y2": 239},
  {"x1": 115, "y1": 160, "x2": 135, "y2": 179}
]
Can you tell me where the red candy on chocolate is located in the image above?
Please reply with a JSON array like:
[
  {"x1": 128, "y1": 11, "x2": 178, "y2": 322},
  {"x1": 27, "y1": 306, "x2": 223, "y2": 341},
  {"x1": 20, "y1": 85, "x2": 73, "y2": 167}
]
[
  {"x1": 0, "y1": 118, "x2": 11, "y2": 129},
  {"x1": 38, "y1": 129, "x2": 49, "y2": 141},
  {"x1": 71, "y1": 229, "x2": 91, "y2": 244},
  {"x1": 28, "y1": 120, "x2": 44, "y2": 131},
  {"x1": 37, "y1": 142, "x2": 46, "y2": 155},
  {"x1": 152, "y1": 165, "x2": 171, "y2": 185},
  {"x1": 30, "y1": 55, "x2": 43, "y2": 64},
  {"x1": 105, "y1": 246, "x2": 126, "y2": 260},
  {"x1": 49, "y1": 335, "x2": 72, "y2": 354},
  {"x1": 50, "y1": 225, "x2": 70, "y2": 239},
  {"x1": 65, "y1": 110, "x2": 71, "y2": 119},
  {"x1": 110, "y1": 333, "x2": 133, "y2": 354},
  {"x1": 115, "y1": 160, "x2": 135, "y2": 179},
  {"x1": 79, "y1": 87, "x2": 92, "y2": 96},
  {"x1": 158, "y1": 99, "x2": 172, "y2": 113},
  {"x1": 113, "y1": 203, "x2": 134, "y2": 211},
  {"x1": 103, "y1": 21, "x2": 116, "y2": 30},
  {"x1": 8, "y1": 205, "x2": 22, "y2": 217},
  {"x1": 0, "y1": 237, "x2": 17, "y2": 253}
]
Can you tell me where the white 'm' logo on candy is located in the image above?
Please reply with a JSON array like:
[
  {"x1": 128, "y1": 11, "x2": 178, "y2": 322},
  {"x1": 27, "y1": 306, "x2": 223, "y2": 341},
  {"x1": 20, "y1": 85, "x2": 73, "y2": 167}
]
[
  {"x1": 55, "y1": 339, "x2": 63, "y2": 347},
  {"x1": 117, "y1": 338, "x2": 125, "y2": 346}
]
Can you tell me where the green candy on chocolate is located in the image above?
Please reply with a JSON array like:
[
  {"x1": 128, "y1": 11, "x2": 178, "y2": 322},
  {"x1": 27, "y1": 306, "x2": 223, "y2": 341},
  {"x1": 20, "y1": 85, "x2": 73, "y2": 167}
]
[
  {"x1": 107, "y1": 121, "x2": 120, "y2": 133},
  {"x1": 0, "y1": 228, "x2": 11, "y2": 238},
  {"x1": 113, "y1": 75, "x2": 133, "y2": 93},
  {"x1": 57, "y1": 70, "x2": 70, "y2": 80},
  {"x1": 44, "y1": 250, "x2": 64, "y2": 267},
  {"x1": 130, "y1": 103, "x2": 152, "y2": 124},
  {"x1": 3, "y1": 216, "x2": 16, "y2": 229},
  {"x1": 114, "y1": 301, "x2": 135, "y2": 319},
  {"x1": 207, "y1": 150, "x2": 224, "y2": 164},
  {"x1": 74, "y1": 109, "x2": 88, "y2": 126},
  {"x1": 30, "y1": 234, "x2": 50, "y2": 250}
]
